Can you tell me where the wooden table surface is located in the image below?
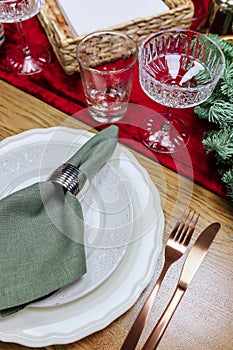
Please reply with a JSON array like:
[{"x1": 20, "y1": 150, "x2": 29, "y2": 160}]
[{"x1": 0, "y1": 79, "x2": 232, "y2": 350}]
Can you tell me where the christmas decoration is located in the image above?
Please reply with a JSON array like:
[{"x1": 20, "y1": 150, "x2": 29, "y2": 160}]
[{"x1": 194, "y1": 34, "x2": 233, "y2": 201}]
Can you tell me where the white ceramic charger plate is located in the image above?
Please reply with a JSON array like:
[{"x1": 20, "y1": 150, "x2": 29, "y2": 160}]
[{"x1": 0, "y1": 127, "x2": 164, "y2": 347}]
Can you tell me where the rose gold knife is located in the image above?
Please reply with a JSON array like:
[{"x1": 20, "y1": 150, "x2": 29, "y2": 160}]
[{"x1": 142, "y1": 222, "x2": 221, "y2": 350}]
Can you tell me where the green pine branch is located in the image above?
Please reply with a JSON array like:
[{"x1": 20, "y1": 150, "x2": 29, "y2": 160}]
[
  {"x1": 203, "y1": 128, "x2": 233, "y2": 161},
  {"x1": 194, "y1": 35, "x2": 233, "y2": 201},
  {"x1": 221, "y1": 63, "x2": 233, "y2": 101},
  {"x1": 207, "y1": 34, "x2": 233, "y2": 62},
  {"x1": 194, "y1": 99, "x2": 233, "y2": 125},
  {"x1": 208, "y1": 101, "x2": 233, "y2": 126},
  {"x1": 221, "y1": 168, "x2": 233, "y2": 198}
]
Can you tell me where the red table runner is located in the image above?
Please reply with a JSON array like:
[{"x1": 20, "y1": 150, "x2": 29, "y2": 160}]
[{"x1": 0, "y1": 18, "x2": 228, "y2": 200}]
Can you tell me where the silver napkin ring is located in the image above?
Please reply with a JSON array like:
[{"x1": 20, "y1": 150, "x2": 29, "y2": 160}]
[{"x1": 49, "y1": 164, "x2": 87, "y2": 196}]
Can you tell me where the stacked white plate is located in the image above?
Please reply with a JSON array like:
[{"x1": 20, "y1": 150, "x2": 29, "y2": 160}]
[{"x1": 0, "y1": 127, "x2": 164, "y2": 347}]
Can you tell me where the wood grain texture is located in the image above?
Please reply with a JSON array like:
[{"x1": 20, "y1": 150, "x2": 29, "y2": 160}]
[{"x1": 0, "y1": 80, "x2": 232, "y2": 350}]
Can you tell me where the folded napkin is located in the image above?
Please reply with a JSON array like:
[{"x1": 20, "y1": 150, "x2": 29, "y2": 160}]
[{"x1": 0, "y1": 125, "x2": 119, "y2": 316}]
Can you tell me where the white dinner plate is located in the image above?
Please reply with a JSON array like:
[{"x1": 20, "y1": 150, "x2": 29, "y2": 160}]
[
  {"x1": 0, "y1": 127, "x2": 164, "y2": 347},
  {"x1": 0, "y1": 127, "x2": 133, "y2": 306}
]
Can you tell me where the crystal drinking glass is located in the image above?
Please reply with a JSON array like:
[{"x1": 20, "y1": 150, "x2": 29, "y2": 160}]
[
  {"x1": 0, "y1": 0, "x2": 50, "y2": 75},
  {"x1": 138, "y1": 29, "x2": 225, "y2": 153}
]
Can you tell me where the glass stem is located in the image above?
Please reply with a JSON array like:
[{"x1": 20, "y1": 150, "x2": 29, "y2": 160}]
[
  {"x1": 16, "y1": 21, "x2": 32, "y2": 57},
  {"x1": 161, "y1": 107, "x2": 172, "y2": 131}
]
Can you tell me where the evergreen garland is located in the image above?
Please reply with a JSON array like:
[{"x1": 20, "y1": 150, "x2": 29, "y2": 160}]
[{"x1": 194, "y1": 34, "x2": 233, "y2": 201}]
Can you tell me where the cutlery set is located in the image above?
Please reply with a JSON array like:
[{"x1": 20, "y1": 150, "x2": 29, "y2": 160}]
[{"x1": 121, "y1": 210, "x2": 220, "y2": 350}]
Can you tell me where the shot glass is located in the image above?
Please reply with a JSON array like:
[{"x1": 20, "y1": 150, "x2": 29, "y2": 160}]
[{"x1": 77, "y1": 31, "x2": 138, "y2": 123}]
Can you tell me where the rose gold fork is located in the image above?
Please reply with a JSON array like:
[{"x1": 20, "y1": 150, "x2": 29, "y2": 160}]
[{"x1": 120, "y1": 209, "x2": 199, "y2": 350}]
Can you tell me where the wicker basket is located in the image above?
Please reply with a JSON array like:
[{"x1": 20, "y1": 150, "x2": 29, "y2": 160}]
[{"x1": 38, "y1": 0, "x2": 194, "y2": 75}]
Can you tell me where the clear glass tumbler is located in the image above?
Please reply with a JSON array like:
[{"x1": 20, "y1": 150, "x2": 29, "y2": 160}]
[{"x1": 77, "y1": 31, "x2": 138, "y2": 123}]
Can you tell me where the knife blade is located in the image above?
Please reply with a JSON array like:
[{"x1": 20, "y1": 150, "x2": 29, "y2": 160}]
[{"x1": 142, "y1": 222, "x2": 221, "y2": 350}]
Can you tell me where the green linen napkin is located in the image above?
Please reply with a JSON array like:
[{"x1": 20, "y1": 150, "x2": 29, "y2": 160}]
[{"x1": 0, "y1": 125, "x2": 119, "y2": 316}]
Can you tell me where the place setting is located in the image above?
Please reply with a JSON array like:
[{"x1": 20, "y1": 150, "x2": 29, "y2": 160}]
[
  {"x1": 0, "y1": 124, "x2": 164, "y2": 346},
  {"x1": 0, "y1": 121, "x2": 221, "y2": 349}
]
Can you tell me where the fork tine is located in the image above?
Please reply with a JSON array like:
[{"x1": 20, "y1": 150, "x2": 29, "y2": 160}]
[
  {"x1": 176, "y1": 209, "x2": 199, "y2": 244},
  {"x1": 183, "y1": 212, "x2": 200, "y2": 246},
  {"x1": 179, "y1": 210, "x2": 199, "y2": 245},
  {"x1": 169, "y1": 208, "x2": 189, "y2": 240},
  {"x1": 174, "y1": 209, "x2": 192, "y2": 242},
  {"x1": 169, "y1": 222, "x2": 183, "y2": 240}
]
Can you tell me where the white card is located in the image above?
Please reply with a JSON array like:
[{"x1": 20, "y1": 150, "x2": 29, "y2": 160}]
[{"x1": 57, "y1": 0, "x2": 169, "y2": 36}]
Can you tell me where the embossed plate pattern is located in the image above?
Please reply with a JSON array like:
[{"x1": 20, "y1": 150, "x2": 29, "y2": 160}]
[{"x1": 0, "y1": 127, "x2": 133, "y2": 306}]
